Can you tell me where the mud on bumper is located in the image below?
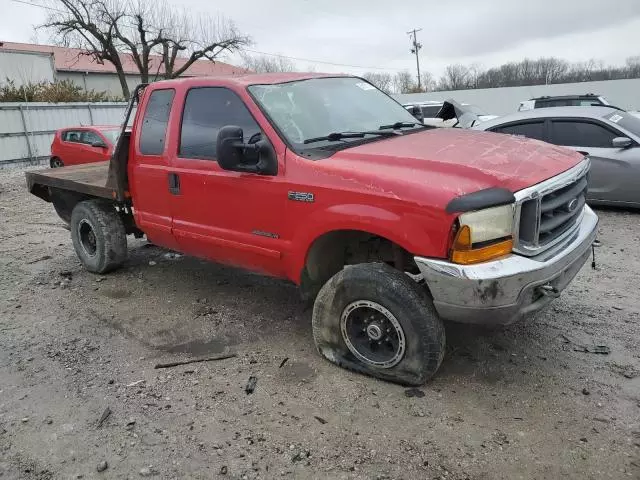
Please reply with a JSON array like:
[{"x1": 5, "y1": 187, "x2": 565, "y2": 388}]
[{"x1": 415, "y1": 206, "x2": 598, "y2": 325}]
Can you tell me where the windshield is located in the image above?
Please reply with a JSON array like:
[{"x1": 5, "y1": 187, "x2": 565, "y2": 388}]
[
  {"x1": 603, "y1": 111, "x2": 640, "y2": 137},
  {"x1": 248, "y1": 77, "x2": 423, "y2": 149},
  {"x1": 100, "y1": 129, "x2": 120, "y2": 144}
]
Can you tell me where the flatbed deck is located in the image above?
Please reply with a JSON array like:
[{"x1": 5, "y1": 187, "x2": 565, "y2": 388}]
[{"x1": 26, "y1": 162, "x2": 114, "y2": 200}]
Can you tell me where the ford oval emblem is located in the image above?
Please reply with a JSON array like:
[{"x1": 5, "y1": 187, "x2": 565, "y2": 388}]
[{"x1": 567, "y1": 198, "x2": 578, "y2": 212}]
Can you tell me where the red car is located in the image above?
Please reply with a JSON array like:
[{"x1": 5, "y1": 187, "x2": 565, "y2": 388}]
[{"x1": 50, "y1": 126, "x2": 121, "y2": 167}]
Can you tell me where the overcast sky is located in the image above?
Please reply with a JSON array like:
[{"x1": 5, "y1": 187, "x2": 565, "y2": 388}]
[{"x1": 3, "y1": 0, "x2": 640, "y2": 78}]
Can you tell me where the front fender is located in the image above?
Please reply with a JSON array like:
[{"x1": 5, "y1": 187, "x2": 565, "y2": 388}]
[{"x1": 286, "y1": 203, "x2": 450, "y2": 283}]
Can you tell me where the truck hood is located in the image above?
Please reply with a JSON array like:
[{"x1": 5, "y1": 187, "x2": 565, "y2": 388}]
[{"x1": 321, "y1": 128, "x2": 584, "y2": 208}]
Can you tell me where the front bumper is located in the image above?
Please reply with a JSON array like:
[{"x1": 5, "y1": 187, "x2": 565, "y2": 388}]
[{"x1": 415, "y1": 206, "x2": 598, "y2": 325}]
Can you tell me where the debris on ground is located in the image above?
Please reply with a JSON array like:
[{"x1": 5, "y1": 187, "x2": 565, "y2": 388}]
[
  {"x1": 245, "y1": 376, "x2": 258, "y2": 395},
  {"x1": 405, "y1": 388, "x2": 426, "y2": 398},
  {"x1": 313, "y1": 416, "x2": 327, "y2": 424},
  {"x1": 97, "y1": 461, "x2": 108, "y2": 472},
  {"x1": 97, "y1": 407, "x2": 111, "y2": 428},
  {"x1": 154, "y1": 353, "x2": 237, "y2": 369},
  {"x1": 26, "y1": 255, "x2": 52, "y2": 264},
  {"x1": 279, "y1": 357, "x2": 289, "y2": 368}
]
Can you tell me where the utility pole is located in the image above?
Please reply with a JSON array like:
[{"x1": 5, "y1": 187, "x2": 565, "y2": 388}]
[{"x1": 407, "y1": 28, "x2": 423, "y2": 90}]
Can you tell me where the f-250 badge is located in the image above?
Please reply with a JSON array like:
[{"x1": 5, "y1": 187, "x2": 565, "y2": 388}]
[{"x1": 288, "y1": 191, "x2": 315, "y2": 203}]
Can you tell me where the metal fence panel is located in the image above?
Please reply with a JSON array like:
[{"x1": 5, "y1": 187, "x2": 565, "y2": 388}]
[{"x1": 0, "y1": 102, "x2": 128, "y2": 168}]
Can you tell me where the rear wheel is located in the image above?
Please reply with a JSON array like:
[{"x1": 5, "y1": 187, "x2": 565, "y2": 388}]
[
  {"x1": 312, "y1": 263, "x2": 446, "y2": 385},
  {"x1": 70, "y1": 200, "x2": 127, "y2": 273},
  {"x1": 50, "y1": 157, "x2": 64, "y2": 168}
]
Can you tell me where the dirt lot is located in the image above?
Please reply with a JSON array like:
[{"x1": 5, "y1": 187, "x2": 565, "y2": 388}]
[{"x1": 0, "y1": 167, "x2": 639, "y2": 480}]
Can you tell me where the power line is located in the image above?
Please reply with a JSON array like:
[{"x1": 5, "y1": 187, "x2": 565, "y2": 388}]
[
  {"x1": 10, "y1": 0, "x2": 64, "y2": 13},
  {"x1": 242, "y1": 48, "x2": 404, "y2": 72},
  {"x1": 10, "y1": 0, "x2": 408, "y2": 73}
]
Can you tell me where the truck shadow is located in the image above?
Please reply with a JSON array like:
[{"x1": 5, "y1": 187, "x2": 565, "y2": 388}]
[{"x1": 99, "y1": 242, "x2": 588, "y2": 386}]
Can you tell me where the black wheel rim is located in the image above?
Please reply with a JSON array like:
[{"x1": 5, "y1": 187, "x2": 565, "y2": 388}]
[
  {"x1": 340, "y1": 300, "x2": 406, "y2": 368},
  {"x1": 78, "y1": 219, "x2": 97, "y2": 257}
]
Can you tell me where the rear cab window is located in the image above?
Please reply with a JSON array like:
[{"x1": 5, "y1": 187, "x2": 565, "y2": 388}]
[{"x1": 139, "y1": 89, "x2": 175, "y2": 155}]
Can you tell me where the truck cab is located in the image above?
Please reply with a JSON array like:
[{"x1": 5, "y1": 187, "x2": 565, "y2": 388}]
[{"x1": 25, "y1": 74, "x2": 598, "y2": 385}]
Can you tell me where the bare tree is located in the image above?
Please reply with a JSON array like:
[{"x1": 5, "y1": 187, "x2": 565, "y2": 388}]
[
  {"x1": 419, "y1": 71, "x2": 436, "y2": 92},
  {"x1": 393, "y1": 70, "x2": 417, "y2": 94},
  {"x1": 240, "y1": 53, "x2": 296, "y2": 73},
  {"x1": 438, "y1": 64, "x2": 470, "y2": 90},
  {"x1": 361, "y1": 72, "x2": 393, "y2": 94},
  {"x1": 42, "y1": 0, "x2": 250, "y2": 98}
]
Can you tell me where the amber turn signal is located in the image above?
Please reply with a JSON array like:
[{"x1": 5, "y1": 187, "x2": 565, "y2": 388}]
[{"x1": 450, "y1": 225, "x2": 513, "y2": 265}]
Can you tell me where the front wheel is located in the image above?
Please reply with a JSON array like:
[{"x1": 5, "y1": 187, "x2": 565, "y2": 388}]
[
  {"x1": 50, "y1": 157, "x2": 64, "y2": 168},
  {"x1": 70, "y1": 200, "x2": 127, "y2": 273},
  {"x1": 312, "y1": 263, "x2": 446, "y2": 385}
]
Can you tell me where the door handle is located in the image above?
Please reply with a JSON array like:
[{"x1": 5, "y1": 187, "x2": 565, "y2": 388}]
[{"x1": 168, "y1": 173, "x2": 180, "y2": 195}]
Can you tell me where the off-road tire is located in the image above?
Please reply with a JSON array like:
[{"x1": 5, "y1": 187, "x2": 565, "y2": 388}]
[
  {"x1": 312, "y1": 263, "x2": 445, "y2": 385},
  {"x1": 70, "y1": 200, "x2": 127, "y2": 273}
]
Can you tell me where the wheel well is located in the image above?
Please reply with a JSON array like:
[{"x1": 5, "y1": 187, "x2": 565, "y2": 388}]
[
  {"x1": 300, "y1": 230, "x2": 419, "y2": 303},
  {"x1": 49, "y1": 190, "x2": 141, "y2": 237},
  {"x1": 50, "y1": 156, "x2": 61, "y2": 167}
]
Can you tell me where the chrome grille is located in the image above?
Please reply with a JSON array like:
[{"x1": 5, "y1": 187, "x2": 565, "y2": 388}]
[{"x1": 514, "y1": 159, "x2": 590, "y2": 256}]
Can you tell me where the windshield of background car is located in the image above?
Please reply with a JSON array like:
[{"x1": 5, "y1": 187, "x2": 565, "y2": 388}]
[
  {"x1": 100, "y1": 129, "x2": 120, "y2": 144},
  {"x1": 248, "y1": 77, "x2": 422, "y2": 149},
  {"x1": 603, "y1": 111, "x2": 640, "y2": 137}
]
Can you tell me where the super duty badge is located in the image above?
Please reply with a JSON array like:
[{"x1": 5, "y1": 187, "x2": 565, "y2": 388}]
[{"x1": 288, "y1": 191, "x2": 315, "y2": 203}]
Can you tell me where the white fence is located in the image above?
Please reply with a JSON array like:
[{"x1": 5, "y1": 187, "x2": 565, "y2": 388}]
[
  {"x1": 0, "y1": 102, "x2": 128, "y2": 168},
  {"x1": 393, "y1": 78, "x2": 640, "y2": 116}
]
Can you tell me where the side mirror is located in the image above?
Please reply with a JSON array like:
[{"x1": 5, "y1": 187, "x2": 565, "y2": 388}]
[
  {"x1": 216, "y1": 126, "x2": 277, "y2": 175},
  {"x1": 612, "y1": 136, "x2": 633, "y2": 149},
  {"x1": 91, "y1": 140, "x2": 107, "y2": 148}
]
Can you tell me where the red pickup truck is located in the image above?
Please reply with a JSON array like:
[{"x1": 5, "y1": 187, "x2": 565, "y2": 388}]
[{"x1": 26, "y1": 74, "x2": 598, "y2": 384}]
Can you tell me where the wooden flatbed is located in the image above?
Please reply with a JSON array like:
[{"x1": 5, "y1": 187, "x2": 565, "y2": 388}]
[{"x1": 25, "y1": 161, "x2": 115, "y2": 201}]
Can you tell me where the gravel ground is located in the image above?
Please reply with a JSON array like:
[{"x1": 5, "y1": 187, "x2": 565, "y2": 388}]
[{"x1": 0, "y1": 167, "x2": 639, "y2": 480}]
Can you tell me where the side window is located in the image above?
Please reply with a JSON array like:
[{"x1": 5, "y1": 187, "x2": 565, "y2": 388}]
[
  {"x1": 420, "y1": 105, "x2": 442, "y2": 118},
  {"x1": 64, "y1": 130, "x2": 81, "y2": 143},
  {"x1": 495, "y1": 122, "x2": 545, "y2": 141},
  {"x1": 550, "y1": 121, "x2": 617, "y2": 148},
  {"x1": 80, "y1": 131, "x2": 101, "y2": 145},
  {"x1": 139, "y1": 89, "x2": 175, "y2": 155},
  {"x1": 179, "y1": 87, "x2": 261, "y2": 160}
]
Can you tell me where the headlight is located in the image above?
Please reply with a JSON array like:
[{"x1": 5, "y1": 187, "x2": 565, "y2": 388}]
[{"x1": 450, "y1": 204, "x2": 514, "y2": 265}]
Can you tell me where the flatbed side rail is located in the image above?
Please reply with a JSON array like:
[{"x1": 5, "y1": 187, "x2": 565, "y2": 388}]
[{"x1": 107, "y1": 83, "x2": 147, "y2": 202}]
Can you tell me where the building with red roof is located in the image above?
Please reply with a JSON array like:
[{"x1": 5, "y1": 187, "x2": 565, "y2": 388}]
[{"x1": 0, "y1": 41, "x2": 247, "y2": 98}]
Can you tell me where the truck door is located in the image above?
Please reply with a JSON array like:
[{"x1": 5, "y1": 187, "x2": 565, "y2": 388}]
[
  {"x1": 128, "y1": 88, "x2": 180, "y2": 250},
  {"x1": 168, "y1": 86, "x2": 288, "y2": 278}
]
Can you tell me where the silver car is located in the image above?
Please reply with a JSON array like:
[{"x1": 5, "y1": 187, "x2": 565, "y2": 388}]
[{"x1": 475, "y1": 107, "x2": 640, "y2": 207}]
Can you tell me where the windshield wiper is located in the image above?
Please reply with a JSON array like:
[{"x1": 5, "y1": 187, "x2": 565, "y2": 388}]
[
  {"x1": 378, "y1": 121, "x2": 425, "y2": 130},
  {"x1": 303, "y1": 130, "x2": 400, "y2": 145}
]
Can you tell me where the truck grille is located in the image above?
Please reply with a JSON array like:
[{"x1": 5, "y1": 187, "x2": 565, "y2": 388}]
[{"x1": 514, "y1": 159, "x2": 590, "y2": 256}]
